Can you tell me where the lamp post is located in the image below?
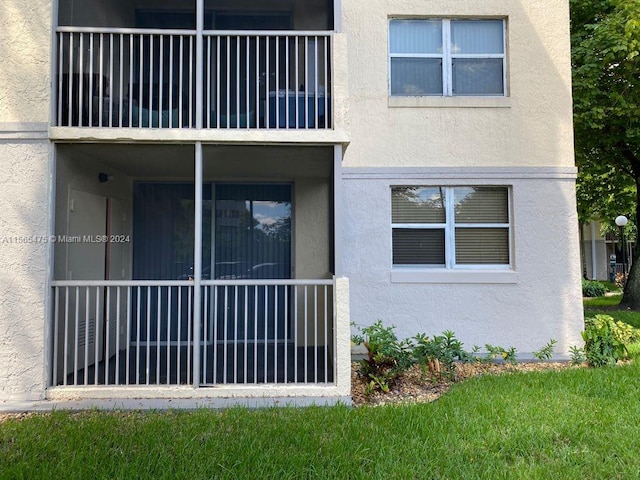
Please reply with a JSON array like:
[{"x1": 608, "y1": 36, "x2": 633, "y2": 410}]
[{"x1": 615, "y1": 215, "x2": 629, "y2": 285}]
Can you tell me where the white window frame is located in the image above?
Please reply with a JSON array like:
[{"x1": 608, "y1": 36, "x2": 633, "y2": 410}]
[
  {"x1": 388, "y1": 18, "x2": 507, "y2": 97},
  {"x1": 391, "y1": 186, "x2": 512, "y2": 269}
]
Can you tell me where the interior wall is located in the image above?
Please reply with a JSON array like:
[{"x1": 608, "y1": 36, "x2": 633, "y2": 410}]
[{"x1": 55, "y1": 145, "x2": 133, "y2": 281}]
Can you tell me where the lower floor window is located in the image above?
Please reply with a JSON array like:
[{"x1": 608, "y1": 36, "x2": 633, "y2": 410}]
[{"x1": 391, "y1": 186, "x2": 511, "y2": 268}]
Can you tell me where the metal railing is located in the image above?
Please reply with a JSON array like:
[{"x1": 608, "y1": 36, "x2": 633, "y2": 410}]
[
  {"x1": 54, "y1": 27, "x2": 332, "y2": 130},
  {"x1": 50, "y1": 279, "x2": 335, "y2": 387}
]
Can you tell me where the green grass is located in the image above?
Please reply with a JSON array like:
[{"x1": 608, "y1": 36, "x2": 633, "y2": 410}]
[
  {"x1": 583, "y1": 294, "x2": 622, "y2": 308},
  {"x1": 4, "y1": 363, "x2": 640, "y2": 479}
]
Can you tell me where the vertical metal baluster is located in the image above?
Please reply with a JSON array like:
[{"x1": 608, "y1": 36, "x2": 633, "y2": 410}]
[
  {"x1": 74, "y1": 287, "x2": 80, "y2": 385},
  {"x1": 265, "y1": 36, "x2": 269, "y2": 127},
  {"x1": 275, "y1": 35, "x2": 279, "y2": 130},
  {"x1": 179, "y1": 36, "x2": 184, "y2": 128},
  {"x1": 129, "y1": 34, "x2": 134, "y2": 127},
  {"x1": 295, "y1": 36, "x2": 299, "y2": 129},
  {"x1": 169, "y1": 35, "x2": 174, "y2": 127},
  {"x1": 284, "y1": 284, "x2": 288, "y2": 384},
  {"x1": 274, "y1": 285, "x2": 279, "y2": 382},
  {"x1": 226, "y1": 37, "x2": 230, "y2": 128},
  {"x1": 78, "y1": 34, "x2": 84, "y2": 127},
  {"x1": 136, "y1": 286, "x2": 141, "y2": 385},
  {"x1": 167, "y1": 287, "x2": 172, "y2": 384},
  {"x1": 138, "y1": 34, "x2": 144, "y2": 127},
  {"x1": 314, "y1": 285, "x2": 318, "y2": 383},
  {"x1": 207, "y1": 36, "x2": 211, "y2": 128},
  {"x1": 109, "y1": 33, "x2": 114, "y2": 127},
  {"x1": 88, "y1": 33, "x2": 94, "y2": 126},
  {"x1": 213, "y1": 285, "x2": 218, "y2": 384},
  {"x1": 236, "y1": 35, "x2": 240, "y2": 128},
  {"x1": 264, "y1": 286, "x2": 268, "y2": 382},
  {"x1": 99, "y1": 33, "x2": 104, "y2": 127},
  {"x1": 304, "y1": 285, "x2": 308, "y2": 383},
  {"x1": 115, "y1": 287, "x2": 121, "y2": 386},
  {"x1": 216, "y1": 36, "x2": 221, "y2": 128},
  {"x1": 304, "y1": 37, "x2": 309, "y2": 128},
  {"x1": 63, "y1": 288, "x2": 70, "y2": 385},
  {"x1": 324, "y1": 284, "x2": 328, "y2": 383},
  {"x1": 149, "y1": 35, "x2": 154, "y2": 124},
  {"x1": 324, "y1": 35, "x2": 329, "y2": 129},
  {"x1": 156, "y1": 286, "x2": 161, "y2": 384},
  {"x1": 126, "y1": 287, "x2": 131, "y2": 385},
  {"x1": 68, "y1": 33, "x2": 74, "y2": 126},
  {"x1": 253, "y1": 286, "x2": 258, "y2": 383},
  {"x1": 244, "y1": 285, "x2": 248, "y2": 383},
  {"x1": 294, "y1": 285, "x2": 298, "y2": 383},
  {"x1": 105, "y1": 287, "x2": 111, "y2": 385},
  {"x1": 57, "y1": 33, "x2": 63, "y2": 125},
  {"x1": 119, "y1": 34, "x2": 123, "y2": 127},
  {"x1": 94, "y1": 286, "x2": 100, "y2": 385},
  {"x1": 314, "y1": 35, "x2": 319, "y2": 129},
  {"x1": 84, "y1": 287, "x2": 90, "y2": 385},
  {"x1": 285, "y1": 36, "x2": 289, "y2": 130},
  {"x1": 159, "y1": 35, "x2": 164, "y2": 128},
  {"x1": 53, "y1": 287, "x2": 60, "y2": 386},
  {"x1": 234, "y1": 285, "x2": 238, "y2": 383},
  {"x1": 177, "y1": 286, "x2": 182, "y2": 384},
  {"x1": 223, "y1": 285, "x2": 228, "y2": 384},
  {"x1": 255, "y1": 36, "x2": 260, "y2": 129},
  {"x1": 189, "y1": 36, "x2": 193, "y2": 127},
  {"x1": 146, "y1": 287, "x2": 151, "y2": 384},
  {"x1": 187, "y1": 285, "x2": 192, "y2": 384},
  {"x1": 246, "y1": 35, "x2": 250, "y2": 128},
  {"x1": 203, "y1": 286, "x2": 208, "y2": 384}
]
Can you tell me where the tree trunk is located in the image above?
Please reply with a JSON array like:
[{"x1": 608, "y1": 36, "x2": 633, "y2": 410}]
[{"x1": 620, "y1": 176, "x2": 640, "y2": 309}]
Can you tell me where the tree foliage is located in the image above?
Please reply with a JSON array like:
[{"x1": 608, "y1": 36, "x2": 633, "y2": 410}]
[{"x1": 571, "y1": 0, "x2": 640, "y2": 307}]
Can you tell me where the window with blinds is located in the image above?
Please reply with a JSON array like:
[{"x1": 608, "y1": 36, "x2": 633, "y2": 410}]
[
  {"x1": 389, "y1": 18, "x2": 506, "y2": 97},
  {"x1": 391, "y1": 186, "x2": 510, "y2": 268}
]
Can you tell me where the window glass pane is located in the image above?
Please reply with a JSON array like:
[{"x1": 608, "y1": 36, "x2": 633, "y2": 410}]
[
  {"x1": 389, "y1": 19, "x2": 442, "y2": 54},
  {"x1": 391, "y1": 58, "x2": 443, "y2": 96},
  {"x1": 452, "y1": 58, "x2": 504, "y2": 95},
  {"x1": 393, "y1": 228, "x2": 445, "y2": 265},
  {"x1": 451, "y1": 20, "x2": 504, "y2": 54},
  {"x1": 455, "y1": 228, "x2": 509, "y2": 264},
  {"x1": 454, "y1": 187, "x2": 508, "y2": 223},
  {"x1": 392, "y1": 187, "x2": 446, "y2": 223}
]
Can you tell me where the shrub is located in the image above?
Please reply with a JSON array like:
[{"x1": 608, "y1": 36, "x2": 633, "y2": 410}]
[
  {"x1": 582, "y1": 314, "x2": 640, "y2": 367},
  {"x1": 532, "y1": 339, "x2": 557, "y2": 361},
  {"x1": 351, "y1": 320, "x2": 413, "y2": 394},
  {"x1": 569, "y1": 345, "x2": 586, "y2": 365},
  {"x1": 483, "y1": 344, "x2": 518, "y2": 364},
  {"x1": 412, "y1": 330, "x2": 474, "y2": 378},
  {"x1": 582, "y1": 279, "x2": 606, "y2": 298}
]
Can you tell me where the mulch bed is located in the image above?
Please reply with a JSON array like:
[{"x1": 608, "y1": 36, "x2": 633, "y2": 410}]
[{"x1": 351, "y1": 361, "x2": 577, "y2": 407}]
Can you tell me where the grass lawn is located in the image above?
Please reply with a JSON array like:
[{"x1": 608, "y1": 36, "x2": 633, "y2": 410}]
[
  {"x1": 3, "y1": 362, "x2": 640, "y2": 479},
  {"x1": 583, "y1": 292, "x2": 640, "y2": 328}
]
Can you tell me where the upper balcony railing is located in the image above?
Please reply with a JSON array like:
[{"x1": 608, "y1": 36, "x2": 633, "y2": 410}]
[{"x1": 54, "y1": 27, "x2": 333, "y2": 130}]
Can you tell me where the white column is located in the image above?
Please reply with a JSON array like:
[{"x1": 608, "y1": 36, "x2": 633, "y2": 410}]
[
  {"x1": 333, "y1": 145, "x2": 343, "y2": 277},
  {"x1": 193, "y1": 142, "x2": 203, "y2": 387},
  {"x1": 590, "y1": 220, "x2": 597, "y2": 280}
]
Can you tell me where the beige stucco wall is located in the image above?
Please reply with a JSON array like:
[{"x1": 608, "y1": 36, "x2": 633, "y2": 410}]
[
  {"x1": 342, "y1": 0, "x2": 575, "y2": 168},
  {"x1": 0, "y1": 0, "x2": 52, "y2": 123}
]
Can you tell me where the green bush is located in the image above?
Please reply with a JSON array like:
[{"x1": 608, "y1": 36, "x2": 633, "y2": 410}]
[
  {"x1": 412, "y1": 330, "x2": 474, "y2": 378},
  {"x1": 582, "y1": 314, "x2": 640, "y2": 367},
  {"x1": 352, "y1": 320, "x2": 413, "y2": 394},
  {"x1": 582, "y1": 279, "x2": 606, "y2": 298}
]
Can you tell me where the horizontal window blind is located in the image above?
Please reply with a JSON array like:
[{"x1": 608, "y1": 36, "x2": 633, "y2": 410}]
[
  {"x1": 455, "y1": 228, "x2": 509, "y2": 264},
  {"x1": 454, "y1": 187, "x2": 508, "y2": 223},
  {"x1": 392, "y1": 229, "x2": 445, "y2": 265},
  {"x1": 392, "y1": 187, "x2": 446, "y2": 223}
]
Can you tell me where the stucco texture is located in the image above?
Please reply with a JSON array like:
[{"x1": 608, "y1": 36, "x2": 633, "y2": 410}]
[
  {"x1": 342, "y1": 0, "x2": 575, "y2": 168},
  {"x1": 0, "y1": 142, "x2": 51, "y2": 401},
  {"x1": 343, "y1": 172, "x2": 584, "y2": 357},
  {"x1": 0, "y1": 0, "x2": 52, "y2": 123}
]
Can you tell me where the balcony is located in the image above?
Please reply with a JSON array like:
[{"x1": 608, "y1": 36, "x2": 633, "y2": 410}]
[{"x1": 54, "y1": 27, "x2": 332, "y2": 130}]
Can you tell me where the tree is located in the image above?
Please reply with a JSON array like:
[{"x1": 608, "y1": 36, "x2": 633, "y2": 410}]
[{"x1": 571, "y1": 0, "x2": 640, "y2": 307}]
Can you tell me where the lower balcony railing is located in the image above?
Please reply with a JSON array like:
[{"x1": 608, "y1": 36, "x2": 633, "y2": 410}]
[
  {"x1": 50, "y1": 279, "x2": 335, "y2": 388},
  {"x1": 55, "y1": 27, "x2": 332, "y2": 130}
]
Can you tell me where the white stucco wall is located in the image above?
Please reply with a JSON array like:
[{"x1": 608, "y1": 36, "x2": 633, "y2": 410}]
[
  {"x1": 343, "y1": 168, "x2": 584, "y2": 357},
  {"x1": 342, "y1": 0, "x2": 575, "y2": 169}
]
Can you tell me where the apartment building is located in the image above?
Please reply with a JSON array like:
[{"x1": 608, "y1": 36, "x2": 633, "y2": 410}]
[{"x1": 0, "y1": 0, "x2": 583, "y2": 406}]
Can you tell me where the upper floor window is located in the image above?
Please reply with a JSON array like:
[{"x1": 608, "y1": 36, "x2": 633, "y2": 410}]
[
  {"x1": 389, "y1": 19, "x2": 506, "y2": 97},
  {"x1": 391, "y1": 186, "x2": 511, "y2": 268}
]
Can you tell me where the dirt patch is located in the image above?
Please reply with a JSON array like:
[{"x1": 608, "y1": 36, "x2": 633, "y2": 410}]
[{"x1": 351, "y1": 361, "x2": 578, "y2": 407}]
